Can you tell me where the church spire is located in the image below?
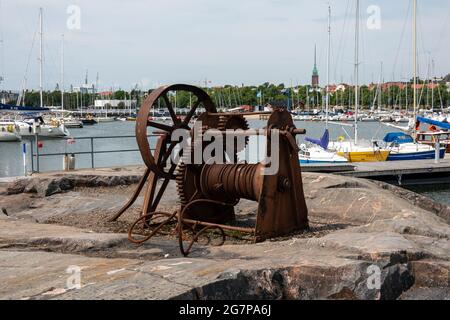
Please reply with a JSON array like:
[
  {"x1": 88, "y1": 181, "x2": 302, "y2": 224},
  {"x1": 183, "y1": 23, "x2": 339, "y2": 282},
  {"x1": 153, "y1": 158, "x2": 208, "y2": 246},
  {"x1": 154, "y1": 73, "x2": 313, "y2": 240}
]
[{"x1": 312, "y1": 44, "x2": 319, "y2": 87}]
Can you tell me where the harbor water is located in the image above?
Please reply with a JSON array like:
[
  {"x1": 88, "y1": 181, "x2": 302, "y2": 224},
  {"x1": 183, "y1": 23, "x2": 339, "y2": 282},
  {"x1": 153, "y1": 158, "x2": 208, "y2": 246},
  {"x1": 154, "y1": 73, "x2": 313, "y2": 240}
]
[{"x1": 1, "y1": 120, "x2": 449, "y2": 205}]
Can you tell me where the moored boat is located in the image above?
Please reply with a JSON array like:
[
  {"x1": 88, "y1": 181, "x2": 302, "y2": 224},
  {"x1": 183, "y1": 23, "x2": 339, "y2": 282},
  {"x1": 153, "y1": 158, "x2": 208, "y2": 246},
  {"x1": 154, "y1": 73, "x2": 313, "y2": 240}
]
[
  {"x1": 329, "y1": 140, "x2": 390, "y2": 162},
  {"x1": 15, "y1": 117, "x2": 70, "y2": 138},
  {"x1": 95, "y1": 117, "x2": 116, "y2": 123},
  {"x1": 301, "y1": 129, "x2": 349, "y2": 164},
  {"x1": 382, "y1": 132, "x2": 446, "y2": 161},
  {"x1": 0, "y1": 122, "x2": 21, "y2": 142},
  {"x1": 299, "y1": 145, "x2": 349, "y2": 164},
  {"x1": 62, "y1": 117, "x2": 83, "y2": 128},
  {"x1": 80, "y1": 116, "x2": 98, "y2": 125}
]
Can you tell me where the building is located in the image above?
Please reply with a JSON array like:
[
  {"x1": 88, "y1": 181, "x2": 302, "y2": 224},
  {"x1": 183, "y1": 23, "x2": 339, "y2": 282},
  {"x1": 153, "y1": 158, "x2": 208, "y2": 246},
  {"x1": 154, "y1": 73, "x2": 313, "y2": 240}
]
[
  {"x1": 0, "y1": 91, "x2": 20, "y2": 104},
  {"x1": 311, "y1": 45, "x2": 319, "y2": 88},
  {"x1": 327, "y1": 84, "x2": 349, "y2": 93},
  {"x1": 94, "y1": 99, "x2": 137, "y2": 109},
  {"x1": 73, "y1": 84, "x2": 95, "y2": 94}
]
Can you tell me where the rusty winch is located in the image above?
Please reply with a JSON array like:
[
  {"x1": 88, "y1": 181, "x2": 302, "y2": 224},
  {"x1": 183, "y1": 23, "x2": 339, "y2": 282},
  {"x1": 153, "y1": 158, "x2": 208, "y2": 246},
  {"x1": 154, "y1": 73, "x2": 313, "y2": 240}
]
[{"x1": 111, "y1": 84, "x2": 309, "y2": 256}]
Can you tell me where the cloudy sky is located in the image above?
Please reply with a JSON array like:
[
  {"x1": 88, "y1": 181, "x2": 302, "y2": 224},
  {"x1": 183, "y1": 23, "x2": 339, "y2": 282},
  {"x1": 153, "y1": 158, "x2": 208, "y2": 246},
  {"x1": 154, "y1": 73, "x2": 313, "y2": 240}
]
[{"x1": 1, "y1": 0, "x2": 449, "y2": 91}]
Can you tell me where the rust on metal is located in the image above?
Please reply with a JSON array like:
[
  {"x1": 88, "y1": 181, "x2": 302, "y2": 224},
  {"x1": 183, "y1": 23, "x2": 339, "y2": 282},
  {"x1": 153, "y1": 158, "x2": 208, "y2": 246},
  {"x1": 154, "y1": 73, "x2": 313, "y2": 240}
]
[{"x1": 113, "y1": 84, "x2": 309, "y2": 256}]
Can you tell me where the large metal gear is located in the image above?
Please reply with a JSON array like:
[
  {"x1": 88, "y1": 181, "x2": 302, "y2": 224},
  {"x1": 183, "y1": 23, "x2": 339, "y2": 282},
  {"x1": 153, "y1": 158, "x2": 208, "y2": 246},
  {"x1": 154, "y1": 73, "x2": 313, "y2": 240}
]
[
  {"x1": 217, "y1": 115, "x2": 250, "y2": 157},
  {"x1": 114, "y1": 84, "x2": 309, "y2": 257},
  {"x1": 175, "y1": 114, "x2": 249, "y2": 223}
]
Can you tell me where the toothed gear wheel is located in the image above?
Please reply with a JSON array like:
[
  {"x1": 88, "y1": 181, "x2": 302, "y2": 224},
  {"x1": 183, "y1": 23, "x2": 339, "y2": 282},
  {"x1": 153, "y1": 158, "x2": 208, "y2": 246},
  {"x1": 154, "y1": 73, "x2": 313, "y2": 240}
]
[
  {"x1": 217, "y1": 115, "x2": 250, "y2": 155},
  {"x1": 176, "y1": 114, "x2": 249, "y2": 206},
  {"x1": 176, "y1": 125, "x2": 208, "y2": 206}
]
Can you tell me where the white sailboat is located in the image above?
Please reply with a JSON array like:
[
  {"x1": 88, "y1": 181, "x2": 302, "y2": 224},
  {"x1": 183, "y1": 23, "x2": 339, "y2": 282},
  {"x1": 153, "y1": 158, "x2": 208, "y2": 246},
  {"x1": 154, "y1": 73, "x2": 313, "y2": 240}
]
[
  {"x1": 299, "y1": 5, "x2": 348, "y2": 164},
  {"x1": 381, "y1": 0, "x2": 445, "y2": 161},
  {"x1": 328, "y1": 0, "x2": 390, "y2": 162},
  {"x1": 0, "y1": 122, "x2": 21, "y2": 142},
  {"x1": 15, "y1": 116, "x2": 70, "y2": 138},
  {"x1": 15, "y1": 9, "x2": 70, "y2": 138}
]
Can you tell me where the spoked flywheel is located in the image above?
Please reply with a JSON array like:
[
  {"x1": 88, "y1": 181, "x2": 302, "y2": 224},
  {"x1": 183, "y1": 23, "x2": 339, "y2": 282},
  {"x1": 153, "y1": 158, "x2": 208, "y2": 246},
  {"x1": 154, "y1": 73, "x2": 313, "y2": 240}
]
[{"x1": 136, "y1": 84, "x2": 217, "y2": 180}]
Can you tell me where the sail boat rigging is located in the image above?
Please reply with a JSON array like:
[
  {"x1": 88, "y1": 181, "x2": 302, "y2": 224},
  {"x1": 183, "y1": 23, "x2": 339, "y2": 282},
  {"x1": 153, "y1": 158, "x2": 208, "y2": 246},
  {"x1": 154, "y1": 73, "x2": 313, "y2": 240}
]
[{"x1": 326, "y1": 0, "x2": 389, "y2": 162}]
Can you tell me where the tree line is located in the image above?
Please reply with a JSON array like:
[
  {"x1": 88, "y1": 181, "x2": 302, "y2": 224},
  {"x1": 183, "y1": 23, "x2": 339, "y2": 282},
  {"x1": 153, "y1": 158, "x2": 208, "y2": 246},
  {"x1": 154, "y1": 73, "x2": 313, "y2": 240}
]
[{"x1": 3, "y1": 80, "x2": 449, "y2": 112}]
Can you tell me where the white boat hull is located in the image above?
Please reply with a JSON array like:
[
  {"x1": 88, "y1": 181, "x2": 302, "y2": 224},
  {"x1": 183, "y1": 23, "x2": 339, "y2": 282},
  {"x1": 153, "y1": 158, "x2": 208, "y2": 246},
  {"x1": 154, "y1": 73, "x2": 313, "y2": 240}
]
[
  {"x1": 299, "y1": 145, "x2": 348, "y2": 164},
  {"x1": 16, "y1": 122, "x2": 70, "y2": 138},
  {"x1": 0, "y1": 123, "x2": 22, "y2": 142},
  {"x1": 96, "y1": 117, "x2": 116, "y2": 123},
  {"x1": 0, "y1": 131, "x2": 21, "y2": 142}
]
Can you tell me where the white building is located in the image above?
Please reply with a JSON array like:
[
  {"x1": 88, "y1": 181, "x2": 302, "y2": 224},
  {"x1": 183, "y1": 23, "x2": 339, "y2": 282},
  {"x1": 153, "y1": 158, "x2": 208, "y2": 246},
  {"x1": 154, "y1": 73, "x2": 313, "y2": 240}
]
[
  {"x1": 73, "y1": 85, "x2": 95, "y2": 94},
  {"x1": 94, "y1": 99, "x2": 137, "y2": 108}
]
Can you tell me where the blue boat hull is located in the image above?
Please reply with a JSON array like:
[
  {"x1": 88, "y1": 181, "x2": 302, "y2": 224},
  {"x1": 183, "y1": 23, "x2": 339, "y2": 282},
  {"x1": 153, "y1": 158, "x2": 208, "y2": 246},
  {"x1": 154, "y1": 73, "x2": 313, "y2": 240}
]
[
  {"x1": 387, "y1": 149, "x2": 446, "y2": 161},
  {"x1": 300, "y1": 160, "x2": 348, "y2": 164}
]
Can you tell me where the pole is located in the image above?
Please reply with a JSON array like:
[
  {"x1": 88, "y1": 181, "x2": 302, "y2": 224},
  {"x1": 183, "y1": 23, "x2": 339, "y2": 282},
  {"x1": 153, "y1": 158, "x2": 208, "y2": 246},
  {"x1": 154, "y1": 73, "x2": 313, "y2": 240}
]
[
  {"x1": 432, "y1": 59, "x2": 435, "y2": 113},
  {"x1": 90, "y1": 137, "x2": 94, "y2": 168},
  {"x1": 354, "y1": 0, "x2": 360, "y2": 145},
  {"x1": 61, "y1": 34, "x2": 64, "y2": 111},
  {"x1": 326, "y1": 4, "x2": 331, "y2": 129},
  {"x1": 22, "y1": 143, "x2": 27, "y2": 176},
  {"x1": 413, "y1": 0, "x2": 417, "y2": 138},
  {"x1": 39, "y1": 8, "x2": 43, "y2": 109},
  {"x1": 435, "y1": 140, "x2": 440, "y2": 164},
  {"x1": 35, "y1": 133, "x2": 40, "y2": 173}
]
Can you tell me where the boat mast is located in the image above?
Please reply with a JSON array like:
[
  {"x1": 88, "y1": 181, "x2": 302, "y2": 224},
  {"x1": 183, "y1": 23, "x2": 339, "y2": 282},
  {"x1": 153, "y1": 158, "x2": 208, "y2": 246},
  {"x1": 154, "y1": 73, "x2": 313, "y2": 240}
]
[
  {"x1": 0, "y1": 0, "x2": 4, "y2": 103},
  {"x1": 325, "y1": 4, "x2": 331, "y2": 129},
  {"x1": 354, "y1": 0, "x2": 360, "y2": 144},
  {"x1": 61, "y1": 34, "x2": 64, "y2": 111},
  {"x1": 378, "y1": 62, "x2": 383, "y2": 113},
  {"x1": 39, "y1": 8, "x2": 43, "y2": 109},
  {"x1": 413, "y1": 0, "x2": 417, "y2": 134},
  {"x1": 431, "y1": 59, "x2": 435, "y2": 113}
]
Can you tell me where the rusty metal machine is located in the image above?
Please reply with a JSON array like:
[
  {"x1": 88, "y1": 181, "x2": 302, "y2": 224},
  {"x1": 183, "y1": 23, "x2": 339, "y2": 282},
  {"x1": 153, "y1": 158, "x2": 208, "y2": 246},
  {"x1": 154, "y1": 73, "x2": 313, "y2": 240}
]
[{"x1": 111, "y1": 84, "x2": 309, "y2": 256}]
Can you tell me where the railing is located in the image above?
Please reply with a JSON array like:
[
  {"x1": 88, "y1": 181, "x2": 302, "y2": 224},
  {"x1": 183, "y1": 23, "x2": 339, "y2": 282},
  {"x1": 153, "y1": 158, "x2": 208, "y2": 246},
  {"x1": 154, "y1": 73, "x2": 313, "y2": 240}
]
[{"x1": 30, "y1": 135, "x2": 157, "y2": 173}]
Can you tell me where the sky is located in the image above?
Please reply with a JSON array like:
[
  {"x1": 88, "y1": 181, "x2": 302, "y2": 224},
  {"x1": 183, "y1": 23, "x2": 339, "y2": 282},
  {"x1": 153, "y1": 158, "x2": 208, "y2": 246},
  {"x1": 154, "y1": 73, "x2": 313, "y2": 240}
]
[{"x1": 0, "y1": 0, "x2": 450, "y2": 91}]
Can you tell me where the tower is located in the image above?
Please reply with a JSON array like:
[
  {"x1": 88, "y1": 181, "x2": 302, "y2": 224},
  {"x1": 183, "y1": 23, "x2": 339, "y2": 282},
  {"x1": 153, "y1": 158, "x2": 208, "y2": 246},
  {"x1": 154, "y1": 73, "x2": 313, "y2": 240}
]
[{"x1": 312, "y1": 45, "x2": 319, "y2": 87}]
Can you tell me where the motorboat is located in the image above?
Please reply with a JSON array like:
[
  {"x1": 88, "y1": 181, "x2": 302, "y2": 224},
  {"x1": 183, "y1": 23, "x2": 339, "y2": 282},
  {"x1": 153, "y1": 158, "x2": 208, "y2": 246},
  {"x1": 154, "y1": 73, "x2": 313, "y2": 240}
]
[{"x1": 62, "y1": 117, "x2": 83, "y2": 128}]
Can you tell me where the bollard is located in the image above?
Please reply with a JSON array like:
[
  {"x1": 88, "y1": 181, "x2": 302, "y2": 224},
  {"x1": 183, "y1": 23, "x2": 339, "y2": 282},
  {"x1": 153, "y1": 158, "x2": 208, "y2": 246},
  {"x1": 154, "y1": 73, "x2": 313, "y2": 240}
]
[
  {"x1": 435, "y1": 141, "x2": 440, "y2": 164},
  {"x1": 22, "y1": 143, "x2": 27, "y2": 176},
  {"x1": 63, "y1": 153, "x2": 76, "y2": 171}
]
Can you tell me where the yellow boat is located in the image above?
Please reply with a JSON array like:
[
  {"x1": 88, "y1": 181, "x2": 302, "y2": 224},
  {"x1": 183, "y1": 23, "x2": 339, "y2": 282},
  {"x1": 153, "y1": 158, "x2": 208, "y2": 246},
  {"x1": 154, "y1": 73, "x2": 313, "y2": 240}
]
[
  {"x1": 337, "y1": 150, "x2": 390, "y2": 162},
  {"x1": 329, "y1": 140, "x2": 390, "y2": 163}
]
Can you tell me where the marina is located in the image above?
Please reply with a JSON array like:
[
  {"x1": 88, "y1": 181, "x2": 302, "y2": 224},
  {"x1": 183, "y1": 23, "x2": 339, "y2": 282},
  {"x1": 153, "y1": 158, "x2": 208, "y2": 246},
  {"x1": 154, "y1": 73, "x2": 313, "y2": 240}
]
[{"x1": 1, "y1": 0, "x2": 450, "y2": 303}]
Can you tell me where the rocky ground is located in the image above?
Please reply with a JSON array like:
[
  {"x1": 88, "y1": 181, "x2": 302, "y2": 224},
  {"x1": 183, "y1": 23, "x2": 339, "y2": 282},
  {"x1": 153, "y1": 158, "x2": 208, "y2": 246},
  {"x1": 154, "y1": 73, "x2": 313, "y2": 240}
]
[{"x1": 0, "y1": 166, "x2": 449, "y2": 300}]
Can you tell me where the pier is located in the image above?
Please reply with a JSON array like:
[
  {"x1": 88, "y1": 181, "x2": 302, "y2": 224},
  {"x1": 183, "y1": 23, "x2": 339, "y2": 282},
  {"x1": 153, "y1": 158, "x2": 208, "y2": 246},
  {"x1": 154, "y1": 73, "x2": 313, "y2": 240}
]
[{"x1": 303, "y1": 156, "x2": 450, "y2": 185}]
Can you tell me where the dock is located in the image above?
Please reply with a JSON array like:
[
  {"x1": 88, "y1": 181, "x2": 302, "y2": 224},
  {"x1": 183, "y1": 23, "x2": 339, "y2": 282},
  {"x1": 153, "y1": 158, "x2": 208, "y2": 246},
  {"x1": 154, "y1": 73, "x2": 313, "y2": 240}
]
[{"x1": 303, "y1": 156, "x2": 450, "y2": 185}]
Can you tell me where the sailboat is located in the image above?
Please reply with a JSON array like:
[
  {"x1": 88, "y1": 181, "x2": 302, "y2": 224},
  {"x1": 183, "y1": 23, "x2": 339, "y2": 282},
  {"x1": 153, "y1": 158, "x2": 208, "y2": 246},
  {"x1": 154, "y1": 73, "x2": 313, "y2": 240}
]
[
  {"x1": 381, "y1": 0, "x2": 446, "y2": 161},
  {"x1": 3, "y1": 9, "x2": 70, "y2": 139},
  {"x1": 0, "y1": 122, "x2": 21, "y2": 141},
  {"x1": 327, "y1": 0, "x2": 390, "y2": 162},
  {"x1": 299, "y1": 5, "x2": 349, "y2": 164}
]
